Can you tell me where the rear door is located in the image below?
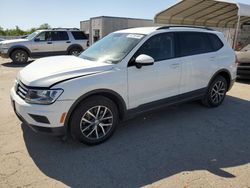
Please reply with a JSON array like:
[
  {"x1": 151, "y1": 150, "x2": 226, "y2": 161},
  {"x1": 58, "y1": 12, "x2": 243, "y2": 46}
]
[
  {"x1": 51, "y1": 31, "x2": 71, "y2": 53},
  {"x1": 177, "y1": 32, "x2": 215, "y2": 94}
]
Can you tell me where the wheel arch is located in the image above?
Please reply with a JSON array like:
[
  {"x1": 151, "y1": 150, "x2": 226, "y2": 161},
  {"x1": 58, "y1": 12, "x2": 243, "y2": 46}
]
[
  {"x1": 64, "y1": 89, "x2": 127, "y2": 132},
  {"x1": 208, "y1": 69, "x2": 232, "y2": 91},
  {"x1": 8, "y1": 46, "x2": 31, "y2": 57}
]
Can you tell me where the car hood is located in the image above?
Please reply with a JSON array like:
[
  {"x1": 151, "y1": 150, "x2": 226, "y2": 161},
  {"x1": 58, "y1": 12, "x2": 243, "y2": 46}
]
[
  {"x1": 1, "y1": 38, "x2": 29, "y2": 45},
  {"x1": 236, "y1": 51, "x2": 250, "y2": 63},
  {"x1": 18, "y1": 56, "x2": 114, "y2": 87}
]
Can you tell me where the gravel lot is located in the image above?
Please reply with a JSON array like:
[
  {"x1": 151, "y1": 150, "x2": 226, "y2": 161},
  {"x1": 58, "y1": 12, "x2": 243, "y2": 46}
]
[{"x1": 0, "y1": 57, "x2": 250, "y2": 188}]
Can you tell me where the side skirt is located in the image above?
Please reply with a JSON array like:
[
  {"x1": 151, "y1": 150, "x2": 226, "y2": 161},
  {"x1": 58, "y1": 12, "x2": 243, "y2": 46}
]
[{"x1": 125, "y1": 88, "x2": 207, "y2": 119}]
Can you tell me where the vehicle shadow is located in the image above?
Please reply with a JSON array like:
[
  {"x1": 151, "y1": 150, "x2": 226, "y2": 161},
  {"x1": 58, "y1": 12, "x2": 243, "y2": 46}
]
[
  {"x1": 1, "y1": 60, "x2": 33, "y2": 68},
  {"x1": 22, "y1": 96, "x2": 250, "y2": 188},
  {"x1": 237, "y1": 78, "x2": 250, "y2": 85}
]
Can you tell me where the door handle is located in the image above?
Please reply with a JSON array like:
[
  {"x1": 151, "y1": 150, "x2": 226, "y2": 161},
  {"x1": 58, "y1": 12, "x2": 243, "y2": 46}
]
[
  {"x1": 47, "y1": 41, "x2": 52, "y2": 44},
  {"x1": 66, "y1": 41, "x2": 71, "y2": 43},
  {"x1": 171, "y1": 63, "x2": 180, "y2": 68}
]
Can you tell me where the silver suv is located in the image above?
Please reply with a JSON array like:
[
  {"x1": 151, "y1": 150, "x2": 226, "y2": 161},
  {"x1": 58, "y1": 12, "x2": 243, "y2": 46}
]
[{"x1": 0, "y1": 28, "x2": 88, "y2": 64}]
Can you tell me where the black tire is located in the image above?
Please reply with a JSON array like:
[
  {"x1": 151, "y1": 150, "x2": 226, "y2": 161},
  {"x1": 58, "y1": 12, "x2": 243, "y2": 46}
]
[
  {"x1": 11, "y1": 49, "x2": 28, "y2": 64},
  {"x1": 202, "y1": 75, "x2": 228, "y2": 107},
  {"x1": 70, "y1": 96, "x2": 119, "y2": 145},
  {"x1": 69, "y1": 47, "x2": 82, "y2": 56}
]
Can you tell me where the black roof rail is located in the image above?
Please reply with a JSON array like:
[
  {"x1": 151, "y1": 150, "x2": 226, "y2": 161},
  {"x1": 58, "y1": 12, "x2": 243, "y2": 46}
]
[
  {"x1": 157, "y1": 25, "x2": 214, "y2": 31},
  {"x1": 51, "y1": 28, "x2": 80, "y2": 31}
]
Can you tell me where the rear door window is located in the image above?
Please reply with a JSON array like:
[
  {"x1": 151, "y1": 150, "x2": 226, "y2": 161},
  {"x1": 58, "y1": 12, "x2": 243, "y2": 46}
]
[
  {"x1": 178, "y1": 32, "x2": 213, "y2": 57},
  {"x1": 51, "y1": 31, "x2": 69, "y2": 41}
]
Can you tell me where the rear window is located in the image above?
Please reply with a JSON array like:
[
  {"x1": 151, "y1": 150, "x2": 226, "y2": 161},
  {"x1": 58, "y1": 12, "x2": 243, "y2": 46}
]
[
  {"x1": 71, "y1": 31, "x2": 88, "y2": 40},
  {"x1": 179, "y1": 32, "x2": 213, "y2": 57},
  {"x1": 51, "y1": 31, "x2": 69, "y2": 41},
  {"x1": 208, "y1": 33, "x2": 224, "y2": 51}
]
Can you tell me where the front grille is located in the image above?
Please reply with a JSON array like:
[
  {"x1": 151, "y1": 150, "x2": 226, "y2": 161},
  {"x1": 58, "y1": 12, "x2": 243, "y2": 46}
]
[{"x1": 16, "y1": 82, "x2": 28, "y2": 100}]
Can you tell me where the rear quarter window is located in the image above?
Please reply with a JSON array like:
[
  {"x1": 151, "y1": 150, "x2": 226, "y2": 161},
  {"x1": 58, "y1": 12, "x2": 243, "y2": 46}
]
[
  {"x1": 71, "y1": 31, "x2": 88, "y2": 40},
  {"x1": 208, "y1": 33, "x2": 224, "y2": 51}
]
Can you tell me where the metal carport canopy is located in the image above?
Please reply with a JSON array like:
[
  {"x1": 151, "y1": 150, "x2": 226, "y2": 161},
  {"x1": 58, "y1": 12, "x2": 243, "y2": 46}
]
[{"x1": 154, "y1": 0, "x2": 250, "y2": 28}]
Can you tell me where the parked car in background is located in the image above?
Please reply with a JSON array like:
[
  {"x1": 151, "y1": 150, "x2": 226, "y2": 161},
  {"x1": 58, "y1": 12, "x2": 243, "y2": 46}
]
[
  {"x1": 236, "y1": 44, "x2": 250, "y2": 79},
  {"x1": 0, "y1": 38, "x2": 5, "y2": 42},
  {"x1": 11, "y1": 26, "x2": 236, "y2": 145},
  {"x1": 0, "y1": 28, "x2": 88, "y2": 63}
]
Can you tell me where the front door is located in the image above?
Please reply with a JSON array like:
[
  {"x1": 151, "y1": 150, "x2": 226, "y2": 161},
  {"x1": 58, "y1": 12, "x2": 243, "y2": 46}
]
[
  {"x1": 127, "y1": 33, "x2": 181, "y2": 109},
  {"x1": 32, "y1": 31, "x2": 54, "y2": 55}
]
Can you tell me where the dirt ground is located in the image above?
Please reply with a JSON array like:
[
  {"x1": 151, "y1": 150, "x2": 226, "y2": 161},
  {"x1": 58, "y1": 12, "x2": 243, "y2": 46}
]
[{"x1": 0, "y1": 57, "x2": 250, "y2": 188}]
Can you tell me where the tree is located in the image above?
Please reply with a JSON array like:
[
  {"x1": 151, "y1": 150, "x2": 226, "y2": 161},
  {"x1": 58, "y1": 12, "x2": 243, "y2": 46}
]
[
  {"x1": 38, "y1": 23, "x2": 51, "y2": 30},
  {"x1": 0, "y1": 23, "x2": 52, "y2": 36},
  {"x1": 0, "y1": 26, "x2": 5, "y2": 35}
]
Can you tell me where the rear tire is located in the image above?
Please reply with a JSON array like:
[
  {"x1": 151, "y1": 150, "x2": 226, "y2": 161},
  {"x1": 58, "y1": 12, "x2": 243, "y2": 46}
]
[
  {"x1": 202, "y1": 75, "x2": 228, "y2": 107},
  {"x1": 69, "y1": 47, "x2": 82, "y2": 56},
  {"x1": 70, "y1": 96, "x2": 119, "y2": 145},
  {"x1": 11, "y1": 49, "x2": 28, "y2": 64}
]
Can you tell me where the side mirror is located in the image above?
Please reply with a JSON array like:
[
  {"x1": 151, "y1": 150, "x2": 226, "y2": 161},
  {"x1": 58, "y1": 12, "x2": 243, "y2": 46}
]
[
  {"x1": 34, "y1": 38, "x2": 40, "y2": 42},
  {"x1": 135, "y1": 54, "x2": 154, "y2": 68}
]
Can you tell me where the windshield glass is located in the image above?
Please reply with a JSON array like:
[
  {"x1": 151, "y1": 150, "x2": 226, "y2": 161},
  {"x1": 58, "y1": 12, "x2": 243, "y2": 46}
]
[
  {"x1": 241, "y1": 44, "x2": 250, "y2": 52},
  {"x1": 27, "y1": 31, "x2": 39, "y2": 40},
  {"x1": 79, "y1": 33, "x2": 145, "y2": 64}
]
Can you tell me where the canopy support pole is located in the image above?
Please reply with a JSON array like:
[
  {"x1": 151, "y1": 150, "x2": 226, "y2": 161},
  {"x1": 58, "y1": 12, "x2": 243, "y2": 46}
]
[{"x1": 233, "y1": 15, "x2": 241, "y2": 50}]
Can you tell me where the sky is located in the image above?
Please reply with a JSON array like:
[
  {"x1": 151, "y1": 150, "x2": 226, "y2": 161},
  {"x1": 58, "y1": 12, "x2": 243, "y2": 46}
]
[{"x1": 1, "y1": 0, "x2": 250, "y2": 30}]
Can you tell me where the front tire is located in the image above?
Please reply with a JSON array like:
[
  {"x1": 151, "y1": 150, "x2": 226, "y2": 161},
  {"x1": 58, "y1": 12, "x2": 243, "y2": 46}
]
[
  {"x1": 202, "y1": 75, "x2": 228, "y2": 107},
  {"x1": 11, "y1": 49, "x2": 28, "y2": 64},
  {"x1": 70, "y1": 96, "x2": 119, "y2": 145}
]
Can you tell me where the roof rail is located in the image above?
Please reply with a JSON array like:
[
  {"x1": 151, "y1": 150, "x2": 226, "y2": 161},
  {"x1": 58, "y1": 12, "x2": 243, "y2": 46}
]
[
  {"x1": 51, "y1": 28, "x2": 80, "y2": 31},
  {"x1": 157, "y1": 25, "x2": 214, "y2": 31}
]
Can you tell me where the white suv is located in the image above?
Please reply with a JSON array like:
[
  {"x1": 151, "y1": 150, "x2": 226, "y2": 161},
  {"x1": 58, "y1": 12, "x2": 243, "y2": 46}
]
[
  {"x1": 10, "y1": 26, "x2": 237, "y2": 145},
  {"x1": 0, "y1": 28, "x2": 88, "y2": 64}
]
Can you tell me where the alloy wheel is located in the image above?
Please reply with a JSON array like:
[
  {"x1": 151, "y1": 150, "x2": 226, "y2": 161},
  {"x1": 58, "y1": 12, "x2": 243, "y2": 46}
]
[
  {"x1": 80, "y1": 105, "x2": 113, "y2": 140},
  {"x1": 71, "y1": 50, "x2": 80, "y2": 56},
  {"x1": 15, "y1": 52, "x2": 26, "y2": 62},
  {"x1": 211, "y1": 80, "x2": 226, "y2": 104}
]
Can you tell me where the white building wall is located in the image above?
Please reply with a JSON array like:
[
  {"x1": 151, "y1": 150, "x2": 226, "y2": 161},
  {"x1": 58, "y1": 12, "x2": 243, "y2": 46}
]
[
  {"x1": 80, "y1": 20, "x2": 90, "y2": 34},
  {"x1": 80, "y1": 16, "x2": 160, "y2": 45}
]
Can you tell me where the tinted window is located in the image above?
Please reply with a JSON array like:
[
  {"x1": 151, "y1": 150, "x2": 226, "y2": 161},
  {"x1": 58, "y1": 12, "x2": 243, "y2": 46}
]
[
  {"x1": 136, "y1": 33, "x2": 175, "y2": 62},
  {"x1": 71, "y1": 31, "x2": 88, "y2": 40},
  {"x1": 35, "y1": 32, "x2": 51, "y2": 41},
  {"x1": 179, "y1": 32, "x2": 213, "y2": 56},
  {"x1": 51, "y1": 31, "x2": 69, "y2": 41},
  {"x1": 208, "y1": 33, "x2": 224, "y2": 51}
]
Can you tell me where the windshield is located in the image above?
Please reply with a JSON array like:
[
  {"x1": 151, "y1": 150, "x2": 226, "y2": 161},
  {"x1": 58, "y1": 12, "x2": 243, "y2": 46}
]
[
  {"x1": 27, "y1": 31, "x2": 39, "y2": 40},
  {"x1": 79, "y1": 33, "x2": 145, "y2": 64},
  {"x1": 241, "y1": 44, "x2": 250, "y2": 52}
]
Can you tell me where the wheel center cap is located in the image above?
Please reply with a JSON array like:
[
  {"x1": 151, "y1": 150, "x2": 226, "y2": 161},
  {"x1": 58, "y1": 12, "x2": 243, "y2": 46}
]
[{"x1": 95, "y1": 120, "x2": 100, "y2": 124}]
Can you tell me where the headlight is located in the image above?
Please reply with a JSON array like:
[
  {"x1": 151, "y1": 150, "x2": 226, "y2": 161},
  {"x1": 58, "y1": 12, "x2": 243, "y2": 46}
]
[{"x1": 25, "y1": 89, "x2": 63, "y2": 105}]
